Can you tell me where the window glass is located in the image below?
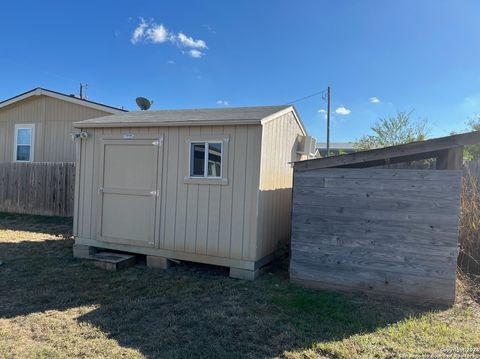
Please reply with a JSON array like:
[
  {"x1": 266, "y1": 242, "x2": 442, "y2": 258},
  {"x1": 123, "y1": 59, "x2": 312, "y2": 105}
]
[
  {"x1": 16, "y1": 146, "x2": 31, "y2": 161},
  {"x1": 207, "y1": 143, "x2": 222, "y2": 177},
  {"x1": 15, "y1": 127, "x2": 33, "y2": 161},
  {"x1": 191, "y1": 143, "x2": 205, "y2": 176},
  {"x1": 17, "y1": 128, "x2": 32, "y2": 145}
]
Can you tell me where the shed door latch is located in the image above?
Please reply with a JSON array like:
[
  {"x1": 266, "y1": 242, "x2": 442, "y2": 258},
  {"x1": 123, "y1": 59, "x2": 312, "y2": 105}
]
[{"x1": 152, "y1": 138, "x2": 163, "y2": 146}]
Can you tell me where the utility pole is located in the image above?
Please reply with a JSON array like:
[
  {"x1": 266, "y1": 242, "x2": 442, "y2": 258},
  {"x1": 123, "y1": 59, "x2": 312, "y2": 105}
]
[
  {"x1": 79, "y1": 83, "x2": 88, "y2": 99},
  {"x1": 326, "y1": 86, "x2": 331, "y2": 157}
]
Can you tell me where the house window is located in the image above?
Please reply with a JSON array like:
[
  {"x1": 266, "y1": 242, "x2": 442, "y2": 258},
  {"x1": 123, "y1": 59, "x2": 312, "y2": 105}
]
[
  {"x1": 190, "y1": 142, "x2": 222, "y2": 178},
  {"x1": 14, "y1": 124, "x2": 35, "y2": 162}
]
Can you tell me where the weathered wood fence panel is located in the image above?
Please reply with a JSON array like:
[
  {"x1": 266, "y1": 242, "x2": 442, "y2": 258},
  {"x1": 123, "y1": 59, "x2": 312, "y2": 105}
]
[
  {"x1": 290, "y1": 168, "x2": 463, "y2": 304},
  {"x1": 0, "y1": 162, "x2": 75, "y2": 217}
]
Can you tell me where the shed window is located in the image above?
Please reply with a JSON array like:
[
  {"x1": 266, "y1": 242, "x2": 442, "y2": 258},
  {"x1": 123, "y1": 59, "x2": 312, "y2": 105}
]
[
  {"x1": 190, "y1": 142, "x2": 222, "y2": 178},
  {"x1": 14, "y1": 124, "x2": 34, "y2": 162}
]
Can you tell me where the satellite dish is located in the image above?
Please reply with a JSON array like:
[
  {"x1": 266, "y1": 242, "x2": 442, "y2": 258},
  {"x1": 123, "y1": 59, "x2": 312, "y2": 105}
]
[{"x1": 136, "y1": 97, "x2": 153, "y2": 111}]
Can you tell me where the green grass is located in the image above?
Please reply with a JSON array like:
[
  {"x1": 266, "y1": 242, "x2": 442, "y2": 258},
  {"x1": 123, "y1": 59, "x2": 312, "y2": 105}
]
[{"x1": 0, "y1": 213, "x2": 479, "y2": 358}]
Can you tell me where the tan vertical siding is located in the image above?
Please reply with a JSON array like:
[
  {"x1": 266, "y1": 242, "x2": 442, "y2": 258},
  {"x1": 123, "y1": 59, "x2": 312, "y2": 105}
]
[
  {"x1": 206, "y1": 126, "x2": 224, "y2": 256},
  {"x1": 195, "y1": 126, "x2": 212, "y2": 255},
  {"x1": 230, "y1": 126, "x2": 248, "y2": 259},
  {"x1": 217, "y1": 125, "x2": 235, "y2": 258},
  {"x1": 42, "y1": 97, "x2": 111, "y2": 162},
  {"x1": 0, "y1": 95, "x2": 112, "y2": 163},
  {"x1": 162, "y1": 126, "x2": 180, "y2": 250},
  {"x1": 0, "y1": 121, "x2": 8, "y2": 162},
  {"x1": 184, "y1": 127, "x2": 201, "y2": 253},
  {"x1": 75, "y1": 124, "x2": 262, "y2": 263},
  {"x1": 174, "y1": 127, "x2": 191, "y2": 252},
  {"x1": 256, "y1": 111, "x2": 304, "y2": 260},
  {"x1": 0, "y1": 96, "x2": 44, "y2": 162},
  {"x1": 243, "y1": 125, "x2": 262, "y2": 260}
]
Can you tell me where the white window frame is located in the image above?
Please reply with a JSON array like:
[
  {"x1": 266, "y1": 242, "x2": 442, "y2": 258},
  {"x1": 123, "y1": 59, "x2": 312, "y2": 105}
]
[
  {"x1": 14, "y1": 124, "x2": 35, "y2": 162},
  {"x1": 184, "y1": 135, "x2": 229, "y2": 185},
  {"x1": 189, "y1": 141, "x2": 223, "y2": 179}
]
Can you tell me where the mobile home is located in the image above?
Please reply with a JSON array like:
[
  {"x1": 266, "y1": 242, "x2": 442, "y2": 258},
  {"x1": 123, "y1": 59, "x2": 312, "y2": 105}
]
[{"x1": 0, "y1": 88, "x2": 125, "y2": 163}]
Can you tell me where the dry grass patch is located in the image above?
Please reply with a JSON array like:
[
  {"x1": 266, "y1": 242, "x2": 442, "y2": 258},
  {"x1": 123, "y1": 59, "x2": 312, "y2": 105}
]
[
  {"x1": 459, "y1": 168, "x2": 480, "y2": 274},
  {"x1": 0, "y1": 213, "x2": 479, "y2": 359}
]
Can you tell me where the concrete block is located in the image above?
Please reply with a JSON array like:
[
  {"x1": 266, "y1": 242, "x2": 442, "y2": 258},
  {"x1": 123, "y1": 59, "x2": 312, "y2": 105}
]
[
  {"x1": 146, "y1": 255, "x2": 171, "y2": 269},
  {"x1": 229, "y1": 267, "x2": 265, "y2": 281},
  {"x1": 73, "y1": 244, "x2": 97, "y2": 259}
]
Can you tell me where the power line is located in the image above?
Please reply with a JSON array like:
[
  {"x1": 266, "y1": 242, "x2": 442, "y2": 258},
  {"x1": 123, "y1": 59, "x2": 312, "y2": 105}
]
[
  {"x1": 284, "y1": 86, "x2": 333, "y2": 158},
  {"x1": 284, "y1": 88, "x2": 328, "y2": 105}
]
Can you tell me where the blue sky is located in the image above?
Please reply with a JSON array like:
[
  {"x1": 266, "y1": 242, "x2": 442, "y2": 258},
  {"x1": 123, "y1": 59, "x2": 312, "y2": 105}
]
[{"x1": 1, "y1": 0, "x2": 479, "y2": 142}]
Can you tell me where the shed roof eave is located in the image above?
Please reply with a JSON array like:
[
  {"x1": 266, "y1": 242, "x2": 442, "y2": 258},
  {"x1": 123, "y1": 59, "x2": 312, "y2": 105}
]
[
  {"x1": 73, "y1": 119, "x2": 262, "y2": 128},
  {"x1": 72, "y1": 105, "x2": 304, "y2": 130},
  {"x1": 260, "y1": 105, "x2": 307, "y2": 136}
]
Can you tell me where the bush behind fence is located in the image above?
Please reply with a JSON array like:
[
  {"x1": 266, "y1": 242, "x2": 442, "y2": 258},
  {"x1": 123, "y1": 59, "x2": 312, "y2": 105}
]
[
  {"x1": 459, "y1": 159, "x2": 480, "y2": 275},
  {"x1": 0, "y1": 162, "x2": 75, "y2": 217}
]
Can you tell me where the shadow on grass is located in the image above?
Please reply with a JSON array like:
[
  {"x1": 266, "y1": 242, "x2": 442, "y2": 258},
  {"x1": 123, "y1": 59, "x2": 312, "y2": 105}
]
[
  {"x1": 0, "y1": 237, "x2": 440, "y2": 358},
  {"x1": 0, "y1": 212, "x2": 72, "y2": 238}
]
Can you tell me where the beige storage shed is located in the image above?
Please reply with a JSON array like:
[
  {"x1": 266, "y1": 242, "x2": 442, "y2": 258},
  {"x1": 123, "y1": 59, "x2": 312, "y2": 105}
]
[{"x1": 72, "y1": 105, "x2": 309, "y2": 279}]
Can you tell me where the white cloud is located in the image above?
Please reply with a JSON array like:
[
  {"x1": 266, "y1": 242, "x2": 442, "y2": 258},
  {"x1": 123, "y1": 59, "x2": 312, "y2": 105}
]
[
  {"x1": 217, "y1": 100, "x2": 229, "y2": 106},
  {"x1": 167, "y1": 60, "x2": 175, "y2": 64},
  {"x1": 318, "y1": 109, "x2": 327, "y2": 118},
  {"x1": 370, "y1": 97, "x2": 380, "y2": 103},
  {"x1": 177, "y1": 33, "x2": 207, "y2": 49},
  {"x1": 146, "y1": 23, "x2": 171, "y2": 43},
  {"x1": 131, "y1": 17, "x2": 148, "y2": 44},
  {"x1": 131, "y1": 18, "x2": 208, "y2": 58},
  {"x1": 185, "y1": 49, "x2": 203, "y2": 58},
  {"x1": 335, "y1": 106, "x2": 351, "y2": 115}
]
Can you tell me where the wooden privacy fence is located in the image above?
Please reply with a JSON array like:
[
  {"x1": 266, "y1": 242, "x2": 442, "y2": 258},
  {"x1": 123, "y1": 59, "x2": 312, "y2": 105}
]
[
  {"x1": 290, "y1": 168, "x2": 463, "y2": 304},
  {"x1": 0, "y1": 162, "x2": 75, "y2": 217}
]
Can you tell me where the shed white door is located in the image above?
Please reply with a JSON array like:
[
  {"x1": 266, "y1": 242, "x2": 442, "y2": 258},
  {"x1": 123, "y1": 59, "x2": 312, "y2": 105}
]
[{"x1": 97, "y1": 137, "x2": 163, "y2": 247}]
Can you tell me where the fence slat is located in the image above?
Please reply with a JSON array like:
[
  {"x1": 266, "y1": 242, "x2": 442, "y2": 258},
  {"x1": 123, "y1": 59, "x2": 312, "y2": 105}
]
[
  {"x1": 0, "y1": 162, "x2": 75, "y2": 217},
  {"x1": 291, "y1": 167, "x2": 462, "y2": 304}
]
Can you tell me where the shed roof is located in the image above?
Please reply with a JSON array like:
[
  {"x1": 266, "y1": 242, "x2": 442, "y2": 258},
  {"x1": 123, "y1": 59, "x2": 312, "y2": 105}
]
[
  {"x1": 316, "y1": 142, "x2": 355, "y2": 150},
  {"x1": 294, "y1": 130, "x2": 480, "y2": 171},
  {"x1": 73, "y1": 105, "x2": 306, "y2": 133},
  {"x1": 0, "y1": 87, "x2": 127, "y2": 114}
]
